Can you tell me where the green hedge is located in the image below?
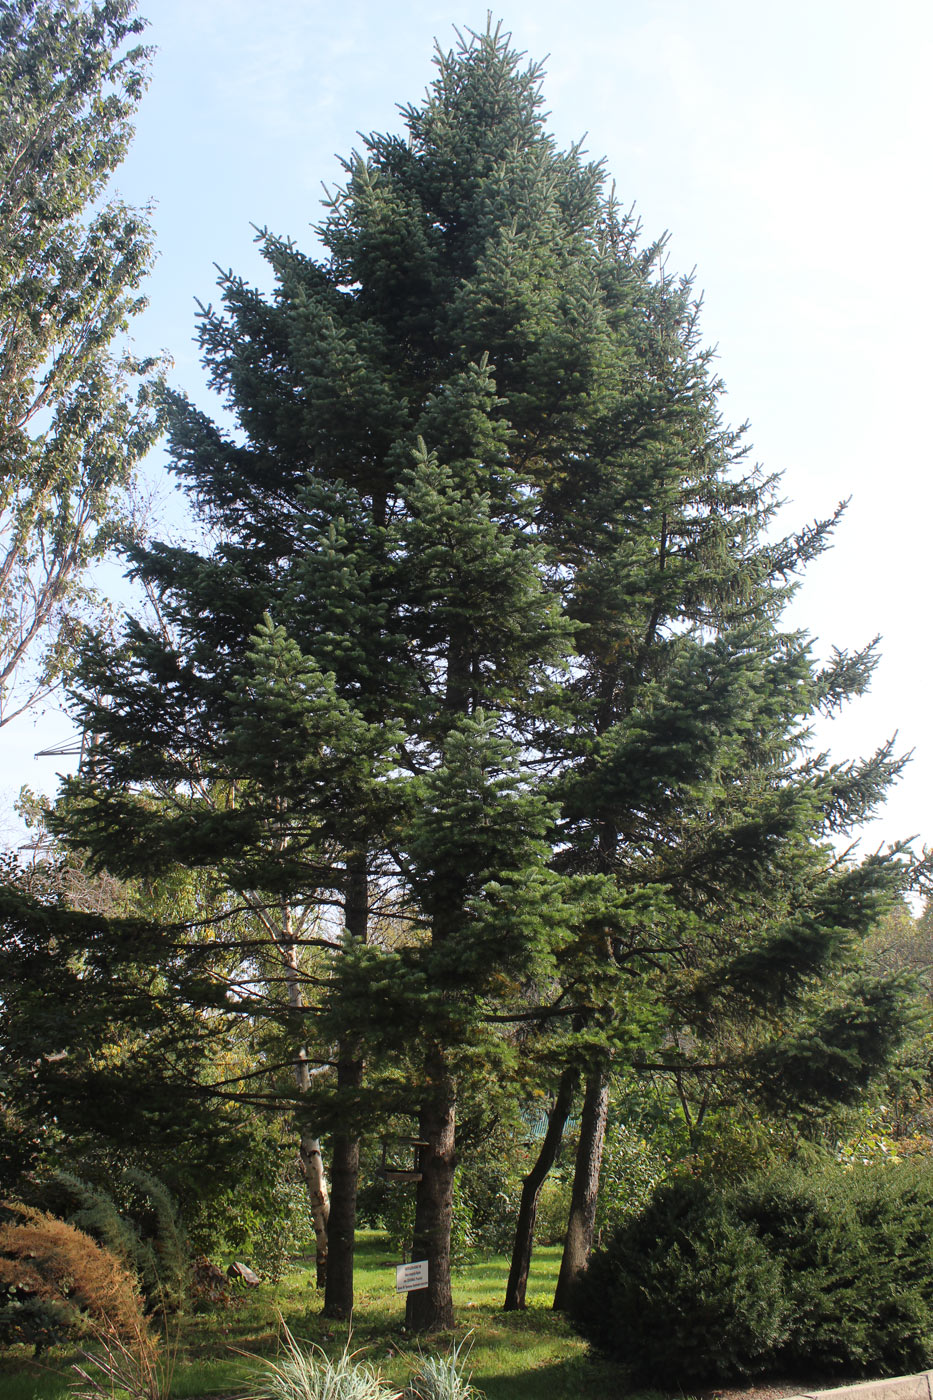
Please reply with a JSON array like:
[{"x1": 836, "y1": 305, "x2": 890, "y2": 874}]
[{"x1": 572, "y1": 1161, "x2": 933, "y2": 1387}]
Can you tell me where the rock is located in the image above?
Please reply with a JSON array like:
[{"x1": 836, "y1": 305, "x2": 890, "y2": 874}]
[{"x1": 226, "y1": 1260, "x2": 261, "y2": 1287}]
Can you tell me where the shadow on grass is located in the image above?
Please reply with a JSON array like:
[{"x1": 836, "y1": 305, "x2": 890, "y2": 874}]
[
  {"x1": 475, "y1": 1350, "x2": 640, "y2": 1400},
  {"x1": 0, "y1": 1360, "x2": 72, "y2": 1400},
  {"x1": 0, "y1": 1240, "x2": 631, "y2": 1399}
]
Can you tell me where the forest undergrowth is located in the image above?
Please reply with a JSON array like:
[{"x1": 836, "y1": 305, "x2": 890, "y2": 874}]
[{"x1": 0, "y1": 1234, "x2": 625, "y2": 1400}]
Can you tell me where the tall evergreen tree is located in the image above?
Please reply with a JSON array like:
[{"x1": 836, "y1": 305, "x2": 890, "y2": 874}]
[
  {"x1": 58, "y1": 21, "x2": 917, "y2": 1331},
  {"x1": 546, "y1": 630, "x2": 912, "y2": 1307}
]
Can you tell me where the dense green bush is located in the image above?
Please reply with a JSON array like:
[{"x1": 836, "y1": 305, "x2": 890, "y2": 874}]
[
  {"x1": 50, "y1": 1169, "x2": 190, "y2": 1313},
  {"x1": 240, "y1": 1170, "x2": 315, "y2": 1282},
  {"x1": 573, "y1": 1161, "x2": 933, "y2": 1387},
  {"x1": 736, "y1": 1163, "x2": 933, "y2": 1376},
  {"x1": 534, "y1": 1169, "x2": 573, "y2": 1245},
  {"x1": 594, "y1": 1120, "x2": 671, "y2": 1240},
  {"x1": 573, "y1": 1177, "x2": 788, "y2": 1386},
  {"x1": 455, "y1": 1152, "x2": 522, "y2": 1257},
  {"x1": 185, "y1": 1146, "x2": 317, "y2": 1272}
]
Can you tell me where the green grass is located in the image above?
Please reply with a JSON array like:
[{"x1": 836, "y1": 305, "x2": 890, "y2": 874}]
[{"x1": 0, "y1": 1234, "x2": 632, "y2": 1399}]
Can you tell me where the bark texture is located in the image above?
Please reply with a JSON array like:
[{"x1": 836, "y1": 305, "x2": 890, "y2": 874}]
[
  {"x1": 405, "y1": 1050, "x2": 456, "y2": 1332},
  {"x1": 275, "y1": 904, "x2": 330, "y2": 1288},
  {"x1": 553, "y1": 1067, "x2": 609, "y2": 1311},
  {"x1": 323, "y1": 1084, "x2": 360, "y2": 1317},
  {"x1": 297, "y1": 1132, "x2": 330, "y2": 1288},
  {"x1": 504, "y1": 1066, "x2": 577, "y2": 1310}
]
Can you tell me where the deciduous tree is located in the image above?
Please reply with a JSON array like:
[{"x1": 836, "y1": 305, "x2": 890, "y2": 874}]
[{"x1": 0, "y1": 0, "x2": 158, "y2": 722}]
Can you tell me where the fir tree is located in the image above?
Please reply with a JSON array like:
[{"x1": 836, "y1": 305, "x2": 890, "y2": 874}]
[{"x1": 57, "y1": 21, "x2": 919, "y2": 1332}]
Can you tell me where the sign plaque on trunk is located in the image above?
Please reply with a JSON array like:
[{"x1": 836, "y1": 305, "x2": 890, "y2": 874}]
[{"x1": 395, "y1": 1259, "x2": 429, "y2": 1292}]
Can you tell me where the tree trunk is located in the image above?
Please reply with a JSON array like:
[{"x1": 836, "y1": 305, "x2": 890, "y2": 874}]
[
  {"x1": 323, "y1": 850, "x2": 367, "y2": 1319},
  {"x1": 323, "y1": 1065, "x2": 361, "y2": 1317},
  {"x1": 277, "y1": 906, "x2": 330, "y2": 1288},
  {"x1": 297, "y1": 1132, "x2": 330, "y2": 1287},
  {"x1": 504, "y1": 1066, "x2": 577, "y2": 1310},
  {"x1": 403, "y1": 643, "x2": 468, "y2": 1332},
  {"x1": 553, "y1": 1067, "x2": 609, "y2": 1311},
  {"x1": 405, "y1": 1049, "x2": 456, "y2": 1332}
]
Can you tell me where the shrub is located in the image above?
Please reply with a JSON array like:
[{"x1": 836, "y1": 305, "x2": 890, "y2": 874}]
[
  {"x1": 408, "y1": 1334, "x2": 481, "y2": 1400},
  {"x1": 183, "y1": 1141, "x2": 318, "y2": 1277},
  {"x1": 51, "y1": 1168, "x2": 190, "y2": 1313},
  {"x1": 358, "y1": 1169, "x2": 416, "y2": 1260},
  {"x1": 734, "y1": 1162, "x2": 933, "y2": 1376},
  {"x1": 572, "y1": 1177, "x2": 787, "y2": 1386},
  {"x1": 249, "y1": 1319, "x2": 401, "y2": 1400},
  {"x1": 243, "y1": 1169, "x2": 313, "y2": 1282},
  {"x1": 574, "y1": 1161, "x2": 933, "y2": 1387},
  {"x1": 0, "y1": 1202, "x2": 147, "y2": 1351},
  {"x1": 533, "y1": 1170, "x2": 572, "y2": 1245},
  {"x1": 71, "y1": 1325, "x2": 174, "y2": 1400},
  {"x1": 594, "y1": 1120, "x2": 670, "y2": 1240},
  {"x1": 247, "y1": 1320, "x2": 484, "y2": 1400},
  {"x1": 455, "y1": 1155, "x2": 519, "y2": 1257}
]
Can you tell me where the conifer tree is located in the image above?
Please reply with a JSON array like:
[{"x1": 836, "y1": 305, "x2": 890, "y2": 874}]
[{"x1": 58, "y1": 21, "x2": 918, "y2": 1331}]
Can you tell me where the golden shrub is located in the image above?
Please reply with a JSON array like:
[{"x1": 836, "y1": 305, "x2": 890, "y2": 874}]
[{"x1": 0, "y1": 1201, "x2": 147, "y2": 1339}]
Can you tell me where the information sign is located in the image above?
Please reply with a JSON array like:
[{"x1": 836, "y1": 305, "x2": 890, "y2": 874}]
[{"x1": 395, "y1": 1259, "x2": 429, "y2": 1292}]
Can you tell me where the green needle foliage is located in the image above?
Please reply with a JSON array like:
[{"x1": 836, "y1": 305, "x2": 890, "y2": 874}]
[
  {"x1": 50, "y1": 18, "x2": 921, "y2": 1335},
  {"x1": 0, "y1": 864, "x2": 252, "y2": 1199}
]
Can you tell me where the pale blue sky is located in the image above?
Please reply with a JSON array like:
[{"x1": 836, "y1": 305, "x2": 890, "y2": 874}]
[{"x1": 3, "y1": 0, "x2": 931, "y2": 871}]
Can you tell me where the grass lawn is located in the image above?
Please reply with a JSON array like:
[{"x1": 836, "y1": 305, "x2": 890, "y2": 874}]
[{"x1": 0, "y1": 1233, "x2": 636, "y2": 1399}]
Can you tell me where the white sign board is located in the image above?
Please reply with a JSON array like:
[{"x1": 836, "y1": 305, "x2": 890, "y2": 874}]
[{"x1": 395, "y1": 1259, "x2": 429, "y2": 1293}]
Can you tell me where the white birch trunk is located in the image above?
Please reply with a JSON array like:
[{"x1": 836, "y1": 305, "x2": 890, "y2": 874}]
[
  {"x1": 280, "y1": 918, "x2": 330, "y2": 1286},
  {"x1": 242, "y1": 891, "x2": 331, "y2": 1287}
]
